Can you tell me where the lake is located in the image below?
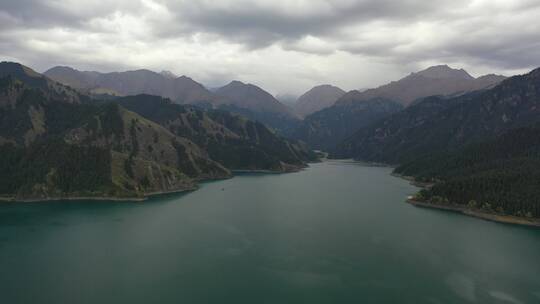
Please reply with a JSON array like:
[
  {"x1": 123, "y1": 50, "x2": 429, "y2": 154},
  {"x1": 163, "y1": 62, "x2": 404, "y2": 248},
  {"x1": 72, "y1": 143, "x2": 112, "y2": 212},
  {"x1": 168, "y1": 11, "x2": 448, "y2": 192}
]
[{"x1": 0, "y1": 161, "x2": 539, "y2": 304}]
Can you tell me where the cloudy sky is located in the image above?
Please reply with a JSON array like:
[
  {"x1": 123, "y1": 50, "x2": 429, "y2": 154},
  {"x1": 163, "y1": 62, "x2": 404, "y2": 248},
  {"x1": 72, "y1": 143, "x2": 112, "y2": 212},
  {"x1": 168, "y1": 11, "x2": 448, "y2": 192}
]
[{"x1": 1, "y1": 0, "x2": 539, "y2": 95}]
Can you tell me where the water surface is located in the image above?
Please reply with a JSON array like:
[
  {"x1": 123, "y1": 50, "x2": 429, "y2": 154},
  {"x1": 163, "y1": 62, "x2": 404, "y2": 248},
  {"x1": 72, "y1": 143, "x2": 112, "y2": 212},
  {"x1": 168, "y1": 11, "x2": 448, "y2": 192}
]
[{"x1": 0, "y1": 161, "x2": 539, "y2": 303}]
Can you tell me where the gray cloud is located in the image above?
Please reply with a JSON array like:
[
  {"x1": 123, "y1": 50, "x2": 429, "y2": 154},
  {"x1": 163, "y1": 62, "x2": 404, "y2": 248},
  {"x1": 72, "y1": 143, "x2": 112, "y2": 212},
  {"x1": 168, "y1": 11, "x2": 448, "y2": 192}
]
[
  {"x1": 1, "y1": 0, "x2": 143, "y2": 29},
  {"x1": 0, "y1": 0, "x2": 539, "y2": 95},
  {"x1": 160, "y1": 0, "x2": 467, "y2": 48}
]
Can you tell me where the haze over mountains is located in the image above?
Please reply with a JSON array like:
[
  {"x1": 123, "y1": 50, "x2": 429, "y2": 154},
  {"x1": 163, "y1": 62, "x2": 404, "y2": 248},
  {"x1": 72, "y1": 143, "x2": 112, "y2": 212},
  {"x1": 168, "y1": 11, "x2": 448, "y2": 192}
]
[
  {"x1": 293, "y1": 85, "x2": 345, "y2": 117},
  {"x1": 44, "y1": 66, "x2": 218, "y2": 105},
  {"x1": 336, "y1": 65, "x2": 506, "y2": 106},
  {"x1": 43, "y1": 63, "x2": 510, "y2": 154},
  {"x1": 45, "y1": 64, "x2": 505, "y2": 124},
  {"x1": 45, "y1": 66, "x2": 301, "y2": 132}
]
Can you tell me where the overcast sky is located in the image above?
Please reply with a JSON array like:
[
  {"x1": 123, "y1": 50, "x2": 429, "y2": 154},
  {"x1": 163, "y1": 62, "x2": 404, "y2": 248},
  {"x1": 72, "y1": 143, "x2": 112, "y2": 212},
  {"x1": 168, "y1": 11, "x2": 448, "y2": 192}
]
[{"x1": 1, "y1": 0, "x2": 539, "y2": 95}]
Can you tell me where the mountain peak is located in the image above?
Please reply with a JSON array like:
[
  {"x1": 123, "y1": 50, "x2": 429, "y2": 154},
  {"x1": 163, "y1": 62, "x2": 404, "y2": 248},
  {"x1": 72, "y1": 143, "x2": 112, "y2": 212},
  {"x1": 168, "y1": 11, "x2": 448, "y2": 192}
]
[
  {"x1": 216, "y1": 80, "x2": 295, "y2": 117},
  {"x1": 46, "y1": 65, "x2": 78, "y2": 73},
  {"x1": 227, "y1": 80, "x2": 247, "y2": 86},
  {"x1": 0, "y1": 61, "x2": 49, "y2": 88},
  {"x1": 415, "y1": 65, "x2": 474, "y2": 80},
  {"x1": 176, "y1": 75, "x2": 196, "y2": 82},
  {"x1": 159, "y1": 70, "x2": 177, "y2": 79},
  {"x1": 293, "y1": 84, "x2": 346, "y2": 117},
  {"x1": 1, "y1": 61, "x2": 42, "y2": 78}
]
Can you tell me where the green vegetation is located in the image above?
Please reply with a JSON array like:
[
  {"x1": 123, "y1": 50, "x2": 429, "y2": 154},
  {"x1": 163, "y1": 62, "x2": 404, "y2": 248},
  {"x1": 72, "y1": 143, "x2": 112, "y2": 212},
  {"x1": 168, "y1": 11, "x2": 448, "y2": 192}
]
[
  {"x1": 287, "y1": 97, "x2": 403, "y2": 151},
  {"x1": 0, "y1": 69, "x2": 234, "y2": 199},
  {"x1": 116, "y1": 95, "x2": 315, "y2": 171},
  {"x1": 396, "y1": 125, "x2": 540, "y2": 218},
  {"x1": 0, "y1": 140, "x2": 113, "y2": 197}
]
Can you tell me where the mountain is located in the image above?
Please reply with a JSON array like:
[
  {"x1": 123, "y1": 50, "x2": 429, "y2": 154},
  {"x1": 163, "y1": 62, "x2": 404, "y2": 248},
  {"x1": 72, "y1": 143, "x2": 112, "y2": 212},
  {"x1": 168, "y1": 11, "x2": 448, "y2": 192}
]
[
  {"x1": 0, "y1": 64, "x2": 229, "y2": 199},
  {"x1": 44, "y1": 66, "x2": 218, "y2": 105},
  {"x1": 395, "y1": 124, "x2": 540, "y2": 219},
  {"x1": 215, "y1": 80, "x2": 294, "y2": 115},
  {"x1": 0, "y1": 62, "x2": 87, "y2": 104},
  {"x1": 293, "y1": 85, "x2": 345, "y2": 117},
  {"x1": 286, "y1": 92, "x2": 403, "y2": 151},
  {"x1": 1, "y1": 62, "x2": 315, "y2": 201},
  {"x1": 114, "y1": 94, "x2": 315, "y2": 171},
  {"x1": 337, "y1": 65, "x2": 506, "y2": 106},
  {"x1": 215, "y1": 80, "x2": 301, "y2": 132},
  {"x1": 160, "y1": 70, "x2": 177, "y2": 79},
  {"x1": 275, "y1": 93, "x2": 298, "y2": 108},
  {"x1": 335, "y1": 67, "x2": 540, "y2": 164},
  {"x1": 45, "y1": 66, "x2": 302, "y2": 134}
]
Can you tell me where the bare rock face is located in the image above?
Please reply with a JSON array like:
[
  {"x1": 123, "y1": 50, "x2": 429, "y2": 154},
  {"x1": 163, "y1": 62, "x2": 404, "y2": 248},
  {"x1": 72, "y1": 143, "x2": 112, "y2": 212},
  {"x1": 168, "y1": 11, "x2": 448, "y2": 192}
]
[{"x1": 293, "y1": 85, "x2": 345, "y2": 118}]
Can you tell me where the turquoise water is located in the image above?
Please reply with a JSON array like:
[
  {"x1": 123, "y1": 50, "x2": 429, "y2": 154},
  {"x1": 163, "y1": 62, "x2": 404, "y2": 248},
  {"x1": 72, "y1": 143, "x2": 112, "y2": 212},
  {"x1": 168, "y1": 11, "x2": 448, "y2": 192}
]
[{"x1": 0, "y1": 161, "x2": 539, "y2": 303}]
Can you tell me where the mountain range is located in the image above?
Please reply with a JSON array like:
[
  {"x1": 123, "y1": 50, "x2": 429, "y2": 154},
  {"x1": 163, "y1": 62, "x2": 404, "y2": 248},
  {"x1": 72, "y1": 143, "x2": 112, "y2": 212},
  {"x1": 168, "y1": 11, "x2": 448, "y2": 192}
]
[
  {"x1": 7, "y1": 60, "x2": 540, "y2": 221},
  {"x1": 44, "y1": 66, "x2": 218, "y2": 104},
  {"x1": 283, "y1": 65, "x2": 507, "y2": 151},
  {"x1": 213, "y1": 80, "x2": 300, "y2": 132},
  {"x1": 336, "y1": 65, "x2": 506, "y2": 107},
  {"x1": 0, "y1": 62, "x2": 314, "y2": 201},
  {"x1": 286, "y1": 94, "x2": 403, "y2": 151},
  {"x1": 293, "y1": 85, "x2": 345, "y2": 117},
  {"x1": 44, "y1": 66, "x2": 300, "y2": 133},
  {"x1": 329, "y1": 66, "x2": 540, "y2": 220},
  {"x1": 335, "y1": 67, "x2": 540, "y2": 164}
]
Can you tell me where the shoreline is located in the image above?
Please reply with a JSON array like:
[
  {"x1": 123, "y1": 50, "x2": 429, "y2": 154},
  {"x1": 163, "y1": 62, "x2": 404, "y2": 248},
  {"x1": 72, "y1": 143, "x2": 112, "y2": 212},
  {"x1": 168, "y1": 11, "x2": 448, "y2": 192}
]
[
  {"x1": 0, "y1": 186, "x2": 199, "y2": 204},
  {"x1": 0, "y1": 164, "x2": 307, "y2": 203},
  {"x1": 407, "y1": 199, "x2": 540, "y2": 228},
  {"x1": 392, "y1": 171, "x2": 540, "y2": 228},
  {"x1": 391, "y1": 172, "x2": 434, "y2": 188}
]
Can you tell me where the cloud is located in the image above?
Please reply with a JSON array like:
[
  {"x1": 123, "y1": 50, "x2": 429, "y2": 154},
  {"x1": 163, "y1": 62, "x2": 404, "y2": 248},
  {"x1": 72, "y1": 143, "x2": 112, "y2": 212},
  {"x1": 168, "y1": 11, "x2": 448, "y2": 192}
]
[{"x1": 0, "y1": 0, "x2": 539, "y2": 95}]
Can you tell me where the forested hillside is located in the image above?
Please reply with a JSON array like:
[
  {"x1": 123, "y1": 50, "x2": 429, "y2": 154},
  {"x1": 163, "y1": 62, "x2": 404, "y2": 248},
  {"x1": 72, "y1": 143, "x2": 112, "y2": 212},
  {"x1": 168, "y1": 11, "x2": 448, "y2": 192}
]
[
  {"x1": 287, "y1": 95, "x2": 403, "y2": 151},
  {"x1": 395, "y1": 124, "x2": 540, "y2": 218},
  {"x1": 336, "y1": 68, "x2": 540, "y2": 164},
  {"x1": 0, "y1": 62, "x2": 315, "y2": 201},
  {"x1": 115, "y1": 94, "x2": 315, "y2": 171}
]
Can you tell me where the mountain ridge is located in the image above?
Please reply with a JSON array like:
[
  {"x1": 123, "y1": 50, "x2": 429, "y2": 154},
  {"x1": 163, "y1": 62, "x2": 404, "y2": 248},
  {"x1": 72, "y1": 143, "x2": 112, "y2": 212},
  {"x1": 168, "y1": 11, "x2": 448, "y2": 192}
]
[
  {"x1": 293, "y1": 84, "x2": 345, "y2": 117},
  {"x1": 335, "y1": 67, "x2": 540, "y2": 164},
  {"x1": 1, "y1": 62, "x2": 315, "y2": 201},
  {"x1": 337, "y1": 65, "x2": 506, "y2": 106}
]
